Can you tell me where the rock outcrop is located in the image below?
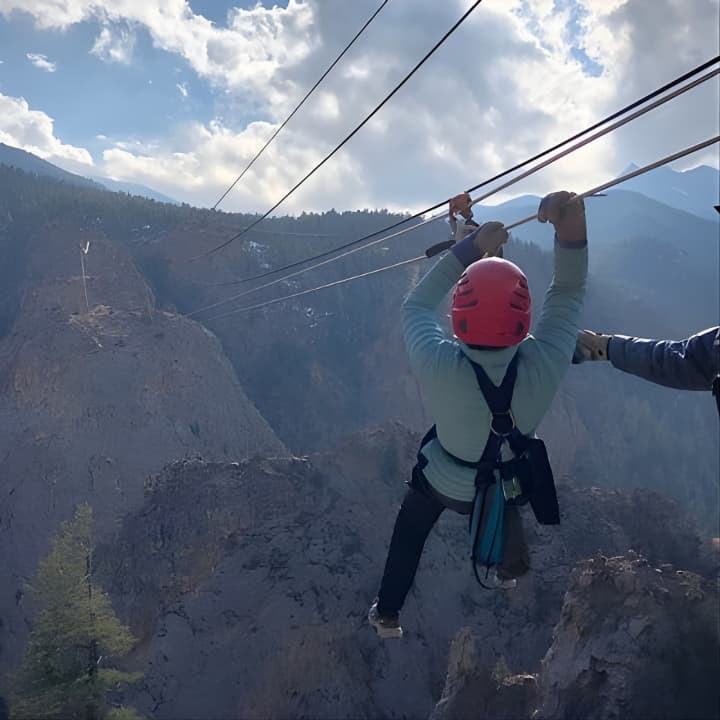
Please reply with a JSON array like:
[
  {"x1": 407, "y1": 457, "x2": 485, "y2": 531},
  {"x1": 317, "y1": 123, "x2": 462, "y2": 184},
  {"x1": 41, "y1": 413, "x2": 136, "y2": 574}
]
[
  {"x1": 535, "y1": 552, "x2": 719, "y2": 720},
  {"x1": 0, "y1": 223, "x2": 284, "y2": 673},
  {"x1": 93, "y1": 424, "x2": 715, "y2": 719},
  {"x1": 432, "y1": 552, "x2": 719, "y2": 720},
  {"x1": 430, "y1": 627, "x2": 537, "y2": 720}
]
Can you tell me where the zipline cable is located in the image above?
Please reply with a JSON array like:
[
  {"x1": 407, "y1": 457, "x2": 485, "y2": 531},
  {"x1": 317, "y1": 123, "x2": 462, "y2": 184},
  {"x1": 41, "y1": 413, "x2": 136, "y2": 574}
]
[
  {"x1": 203, "y1": 256, "x2": 427, "y2": 321},
  {"x1": 203, "y1": 55, "x2": 719, "y2": 284},
  {"x1": 503, "y1": 135, "x2": 720, "y2": 231},
  {"x1": 195, "y1": 0, "x2": 486, "y2": 258},
  {"x1": 211, "y1": 0, "x2": 392, "y2": 210},
  {"x1": 185, "y1": 66, "x2": 719, "y2": 318},
  {"x1": 199, "y1": 134, "x2": 720, "y2": 322}
]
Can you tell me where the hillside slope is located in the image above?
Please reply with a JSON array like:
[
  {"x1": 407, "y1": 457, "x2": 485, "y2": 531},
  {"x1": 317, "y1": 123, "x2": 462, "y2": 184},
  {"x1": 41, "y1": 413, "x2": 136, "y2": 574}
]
[
  {"x1": 0, "y1": 218, "x2": 285, "y2": 674},
  {"x1": 94, "y1": 423, "x2": 714, "y2": 719}
]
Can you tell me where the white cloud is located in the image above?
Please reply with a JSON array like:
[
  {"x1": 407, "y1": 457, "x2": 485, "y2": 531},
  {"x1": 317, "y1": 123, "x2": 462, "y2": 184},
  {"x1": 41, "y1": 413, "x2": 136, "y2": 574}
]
[
  {"x1": 1, "y1": 0, "x2": 316, "y2": 101},
  {"x1": 91, "y1": 24, "x2": 136, "y2": 64},
  {"x1": 342, "y1": 61, "x2": 370, "y2": 81},
  {"x1": 26, "y1": 52, "x2": 56, "y2": 72},
  {"x1": 76, "y1": 1, "x2": 718, "y2": 214},
  {"x1": 176, "y1": 81, "x2": 188, "y2": 98},
  {"x1": 575, "y1": 0, "x2": 720, "y2": 170},
  {"x1": 0, "y1": 92, "x2": 94, "y2": 168},
  {"x1": 1, "y1": 1, "x2": 718, "y2": 215},
  {"x1": 314, "y1": 91, "x2": 339, "y2": 120},
  {"x1": 100, "y1": 118, "x2": 338, "y2": 208}
]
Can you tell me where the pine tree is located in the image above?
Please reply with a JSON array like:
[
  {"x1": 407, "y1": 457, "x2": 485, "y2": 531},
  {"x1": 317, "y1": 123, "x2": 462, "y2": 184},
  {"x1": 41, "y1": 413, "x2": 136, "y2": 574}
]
[{"x1": 10, "y1": 504, "x2": 143, "y2": 720}]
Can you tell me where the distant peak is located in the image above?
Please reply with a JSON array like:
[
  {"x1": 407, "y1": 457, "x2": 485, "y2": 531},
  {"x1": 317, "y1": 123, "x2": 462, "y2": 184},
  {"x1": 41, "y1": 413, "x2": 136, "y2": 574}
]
[{"x1": 619, "y1": 162, "x2": 640, "y2": 176}]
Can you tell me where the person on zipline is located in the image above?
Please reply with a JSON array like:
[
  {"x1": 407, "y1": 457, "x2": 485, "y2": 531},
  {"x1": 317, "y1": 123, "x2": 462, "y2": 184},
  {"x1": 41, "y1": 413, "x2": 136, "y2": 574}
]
[
  {"x1": 369, "y1": 190, "x2": 588, "y2": 639},
  {"x1": 574, "y1": 326, "x2": 720, "y2": 415}
]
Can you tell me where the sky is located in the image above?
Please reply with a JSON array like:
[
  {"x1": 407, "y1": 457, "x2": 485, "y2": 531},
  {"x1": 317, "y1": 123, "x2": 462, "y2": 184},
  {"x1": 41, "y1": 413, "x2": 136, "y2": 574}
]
[{"x1": 0, "y1": 0, "x2": 718, "y2": 215}]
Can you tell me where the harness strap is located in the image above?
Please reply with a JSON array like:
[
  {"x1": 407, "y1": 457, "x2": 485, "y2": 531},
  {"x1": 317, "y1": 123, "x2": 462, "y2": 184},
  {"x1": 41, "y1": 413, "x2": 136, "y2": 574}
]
[
  {"x1": 467, "y1": 354, "x2": 528, "y2": 458},
  {"x1": 417, "y1": 424, "x2": 497, "y2": 470},
  {"x1": 418, "y1": 354, "x2": 525, "y2": 471},
  {"x1": 464, "y1": 354, "x2": 523, "y2": 585}
]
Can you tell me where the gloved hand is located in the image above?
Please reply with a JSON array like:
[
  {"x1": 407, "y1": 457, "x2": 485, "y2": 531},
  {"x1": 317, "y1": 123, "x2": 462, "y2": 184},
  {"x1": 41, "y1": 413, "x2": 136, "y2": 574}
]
[
  {"x1": 573, "y1": 329, "x2": 611, "y2": 363},
  {"x1": 538, "y1": 191, "x2": 587, "y2": 246},
  {"x1": 452, "y1": 221, "x2": 508, "y2": 266}
]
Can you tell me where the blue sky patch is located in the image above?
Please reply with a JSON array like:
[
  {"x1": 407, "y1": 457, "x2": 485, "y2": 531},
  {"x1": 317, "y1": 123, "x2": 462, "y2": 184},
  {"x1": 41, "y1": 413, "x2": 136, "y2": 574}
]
[
  {"x1": 0, "y1": 12, "x2": 219, "y2": 160},
  {"x1": 562, "y1": 0, "x2": 604, "y2": 77},
  {"x1": 514, "y1": 0, "x2": 604, "y2": 77}
]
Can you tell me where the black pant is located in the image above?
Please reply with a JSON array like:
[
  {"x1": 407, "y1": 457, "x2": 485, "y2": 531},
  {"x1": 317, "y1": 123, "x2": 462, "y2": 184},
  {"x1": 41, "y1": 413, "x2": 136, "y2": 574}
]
[
  {"x1": 377, "y1": 473, "x2": 445, "y2": 616},
  {"x1": 376, "y1": 470, "x2": 530, "y2": 615}
]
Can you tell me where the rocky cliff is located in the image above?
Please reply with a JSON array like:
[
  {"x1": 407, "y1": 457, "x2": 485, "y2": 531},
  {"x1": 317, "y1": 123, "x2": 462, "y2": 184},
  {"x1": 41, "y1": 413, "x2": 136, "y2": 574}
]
[
  {"x1": 432, "y1": 551, "x2": 719, "y2": 720},
  {"x1": 94, "y1": 424, "x2": 715, "y2": 719},
  {"x1": 1, "y1": 168, "x2": 717, "y2": 719},
  {"x1": 0, "y1": 221, "x2": 285, "y2": 673}
]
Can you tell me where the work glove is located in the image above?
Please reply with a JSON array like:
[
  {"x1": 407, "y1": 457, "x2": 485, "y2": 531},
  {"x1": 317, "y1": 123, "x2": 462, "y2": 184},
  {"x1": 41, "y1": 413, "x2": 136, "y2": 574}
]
[
  {"x1": 573, "y1": 329, "x2": 611, "y2": 363},
  {"x1": 452, "y1": 221, "x2": 508, "y2": 266},
  {"x1": 538, "y1": 191, "x2": 587, "y2": 246}
]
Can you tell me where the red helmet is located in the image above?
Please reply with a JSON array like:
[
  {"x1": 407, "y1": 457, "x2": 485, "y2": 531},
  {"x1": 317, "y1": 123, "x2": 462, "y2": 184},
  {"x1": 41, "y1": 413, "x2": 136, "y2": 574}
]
[{"x1": 451, "y1": 258, "x2": 531, "y2": 347}]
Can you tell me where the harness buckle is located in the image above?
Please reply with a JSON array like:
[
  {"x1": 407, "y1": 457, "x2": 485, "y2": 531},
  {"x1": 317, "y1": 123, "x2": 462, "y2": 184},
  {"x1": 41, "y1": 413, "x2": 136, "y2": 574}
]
[{"x1": 490, "y1": 410, "x2": 515, "y2": 436}]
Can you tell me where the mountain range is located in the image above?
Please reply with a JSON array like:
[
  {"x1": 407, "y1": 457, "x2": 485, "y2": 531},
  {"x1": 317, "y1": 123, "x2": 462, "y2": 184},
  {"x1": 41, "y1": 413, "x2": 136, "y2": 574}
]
[
  {"x1": 0, "y1": 142, "x2": 178, "y2": 204},
  {"x1": 2, "y1": 141, "x2": 718, "y2": 220},
  {"x1": 0, "y1": 149, "x2": 718, "y2": 720},
  {"x1": 480, "y1": 163, "x2": 719, "y2": 223}
]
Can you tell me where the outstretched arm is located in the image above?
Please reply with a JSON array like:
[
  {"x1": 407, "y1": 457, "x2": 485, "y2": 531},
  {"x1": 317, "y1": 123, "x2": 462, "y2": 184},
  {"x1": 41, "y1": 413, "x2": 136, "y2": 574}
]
[
  {"x1": 574, "y1": 327, "x2": 720, "y2": 391},
  {"x1": 529, "y1": 192, "x2": 589, "y2": 388},
  {"x1": 608, "y1": 328, "x2": 719, "y2": 390}
]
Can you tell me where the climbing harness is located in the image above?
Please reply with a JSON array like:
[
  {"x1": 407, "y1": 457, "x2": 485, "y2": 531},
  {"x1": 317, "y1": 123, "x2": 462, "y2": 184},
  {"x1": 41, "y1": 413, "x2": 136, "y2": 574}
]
[{"x1": 414, "y1": 354, "x2": 559, "y2": 588}]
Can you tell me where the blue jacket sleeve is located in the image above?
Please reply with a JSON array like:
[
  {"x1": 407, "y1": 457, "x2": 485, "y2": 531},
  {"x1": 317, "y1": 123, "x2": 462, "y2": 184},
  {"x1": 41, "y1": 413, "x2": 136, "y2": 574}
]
[{"x1": 608, "y1": 327, "x2": 720, "y2": 390}]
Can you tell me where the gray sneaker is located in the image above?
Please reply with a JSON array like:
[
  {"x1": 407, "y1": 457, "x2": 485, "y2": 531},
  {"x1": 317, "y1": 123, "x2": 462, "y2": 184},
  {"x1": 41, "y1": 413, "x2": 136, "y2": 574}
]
[{"x1": 368, "y1": 599, "x2": 403, "y2": 639}]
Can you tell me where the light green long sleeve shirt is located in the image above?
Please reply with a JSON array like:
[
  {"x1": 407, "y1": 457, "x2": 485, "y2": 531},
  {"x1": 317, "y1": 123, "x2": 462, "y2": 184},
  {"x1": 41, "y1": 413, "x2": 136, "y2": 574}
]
[{"x1": 402, "y1": 244, "x2": 588, "y2": 503}]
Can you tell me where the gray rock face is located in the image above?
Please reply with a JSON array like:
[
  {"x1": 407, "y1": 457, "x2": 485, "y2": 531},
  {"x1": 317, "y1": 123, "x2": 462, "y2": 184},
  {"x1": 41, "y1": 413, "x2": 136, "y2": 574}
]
[
  {"x1": 432, "y1": 552, "x2": 719, "y2": 720},
  {"x1": 430, "y1": 627, "x2": 537, "y2": 720},
  {"x1": 0, "y1": 224, "x2": 285, "y2": 673},
  {"x1": 98, "y1": 456, "x2": 443, "y2": 720},
  {"x1": 535, "y1": 552, "x2": 719, "y2": 720},
  {"x1": 95, "y1": 425, "x2": 714, "y2": 719}
]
